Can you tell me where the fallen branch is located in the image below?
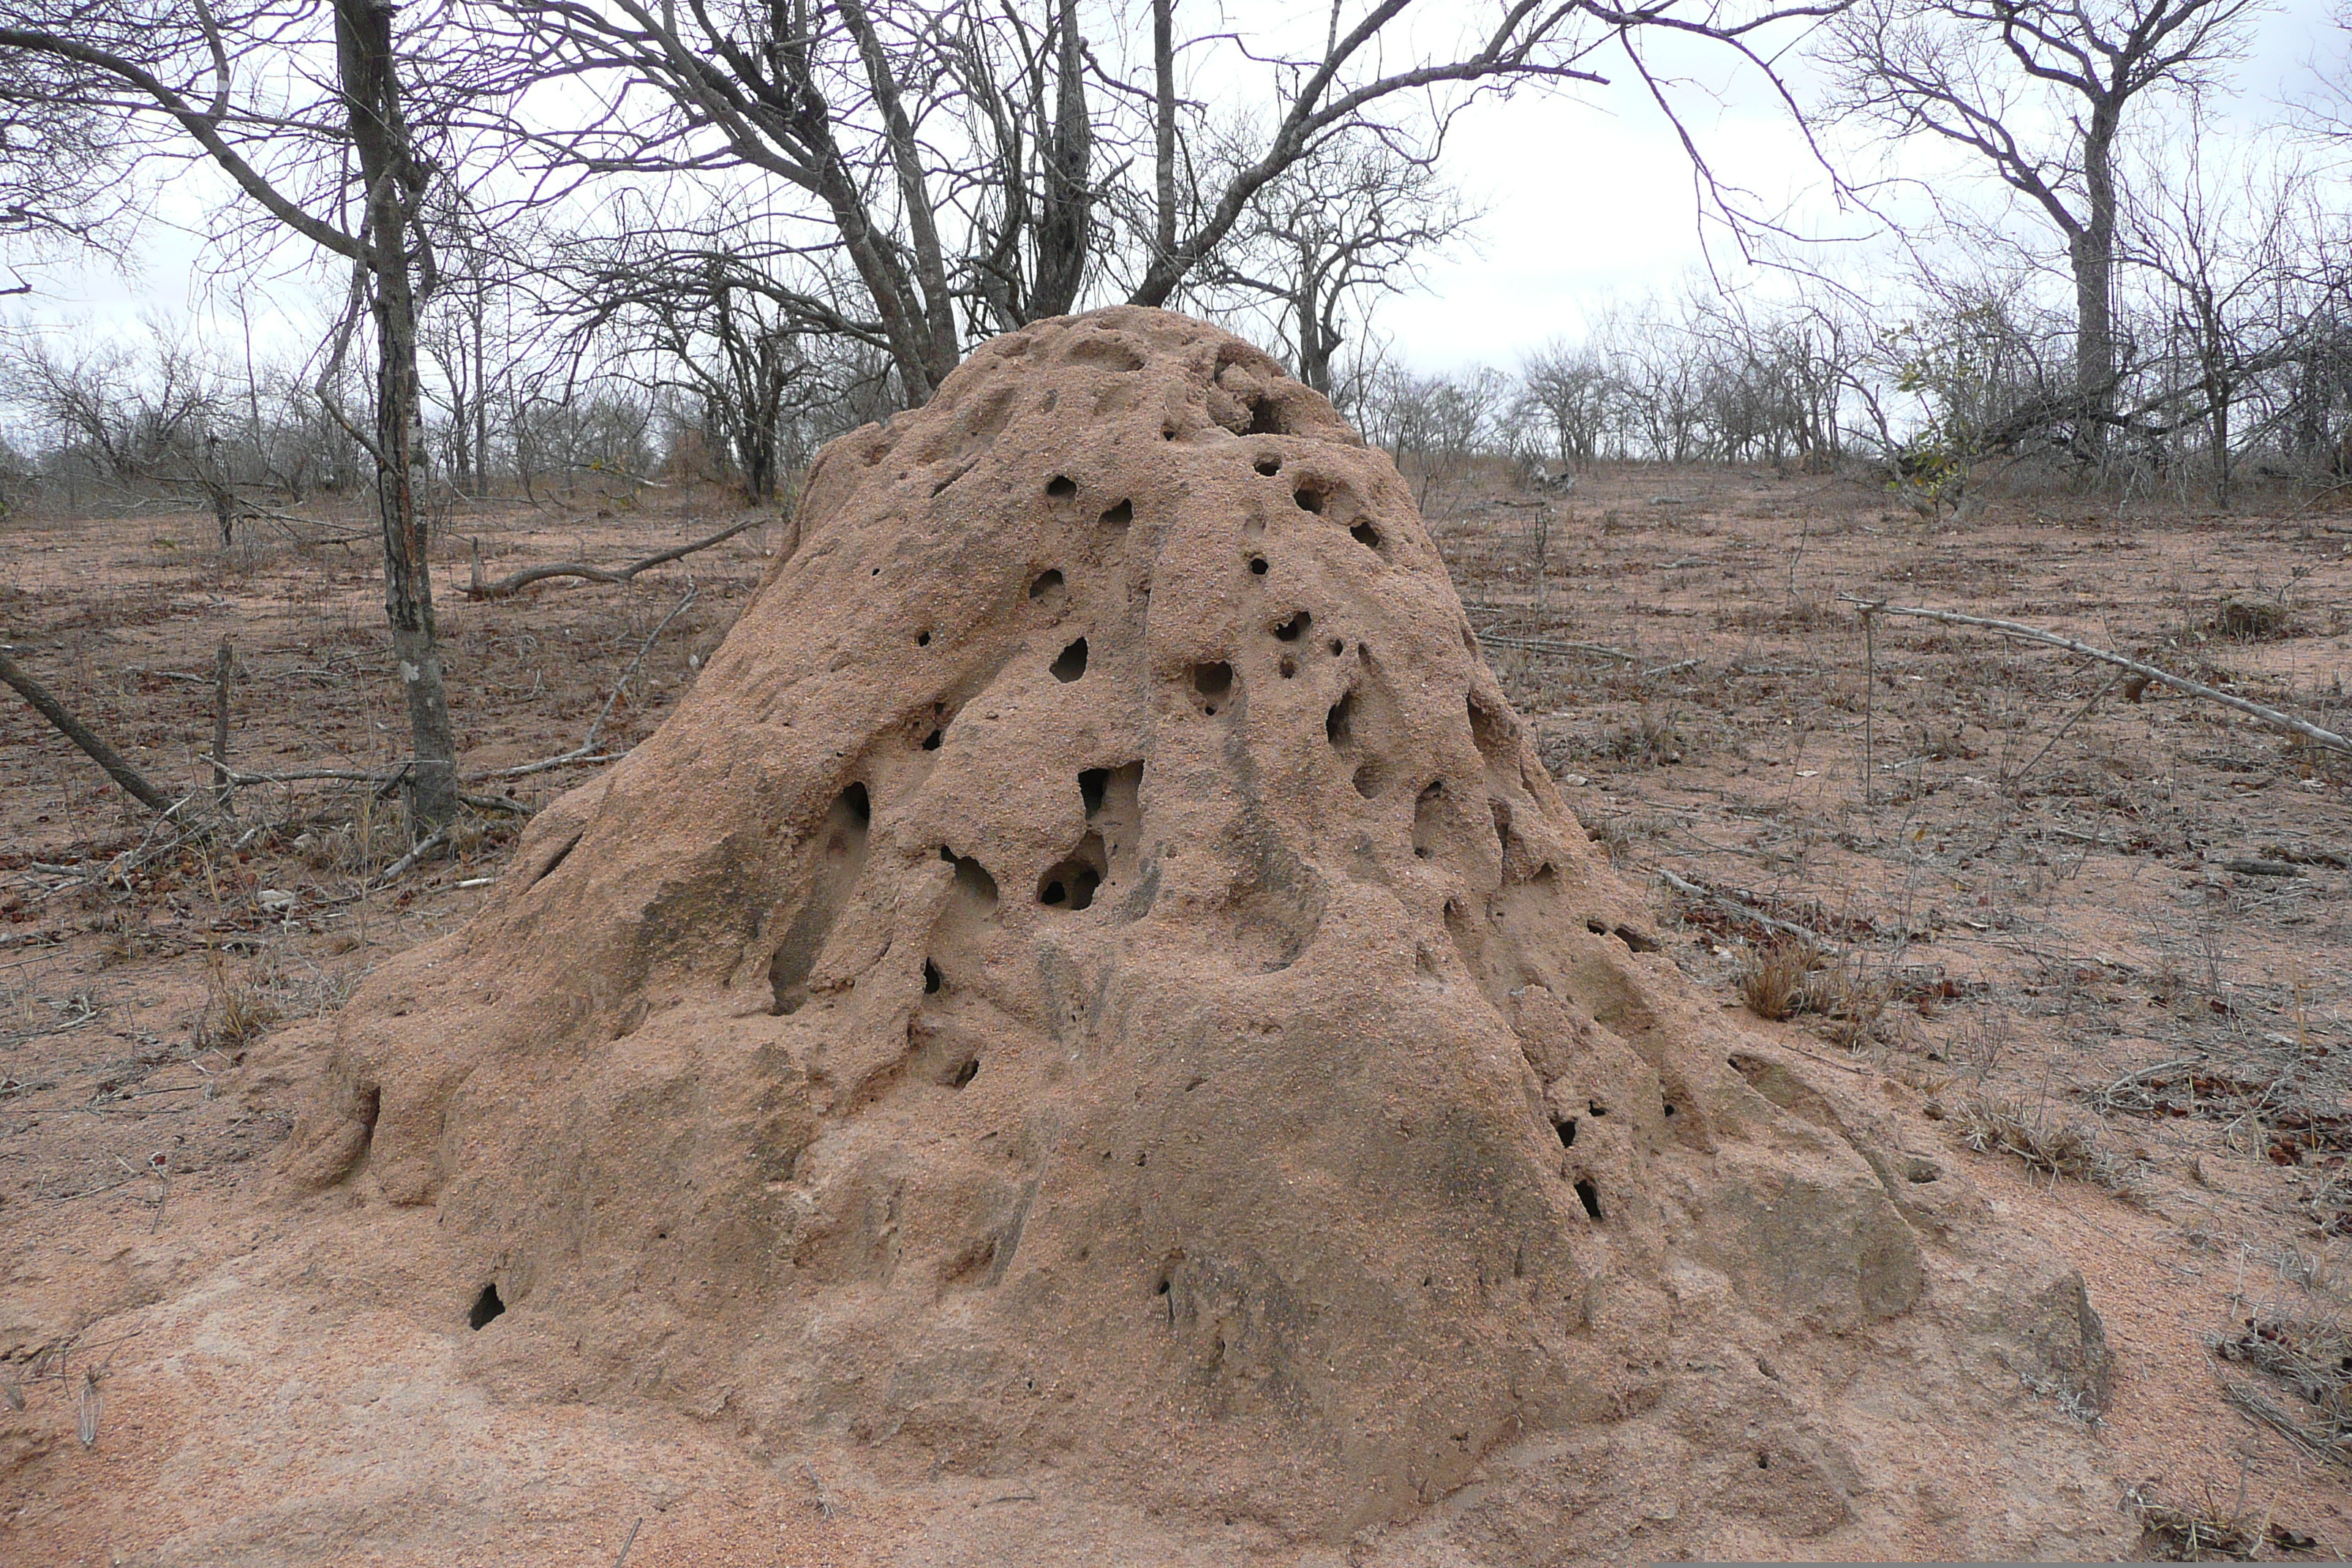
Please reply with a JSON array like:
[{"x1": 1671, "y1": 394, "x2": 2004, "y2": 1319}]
[
  {"x1": 475, "y1": 587, "x2": 698, "y2": 781},
  {"x1": 1842, "y1": 596, "x2": 2352, "y2": 758},
  {"x1": 377, "y1": 826, "x2": 451, "y2": 885},
  {"x1": 461, "y1": 516, "x2": 759, "y2": 600},
  {"x1": 1, "y1": 648, "x2": 173, "y2": 810},
  {"x1": 1656, "y1": 867, "x2": 1844, "y2": 949},
  {"x1": 1474, "y1": 630, "x2": 1643, "y2": 663}
]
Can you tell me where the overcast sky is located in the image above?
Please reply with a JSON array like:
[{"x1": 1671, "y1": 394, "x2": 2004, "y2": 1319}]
[{"x1": 7, "y1": 0, "x2": 2345, "y2": 377}]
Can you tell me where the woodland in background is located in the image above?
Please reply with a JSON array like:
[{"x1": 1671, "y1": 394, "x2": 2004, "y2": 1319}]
[{"x1": 3, "y1": 0, "x2": 2352, "y2": 834}]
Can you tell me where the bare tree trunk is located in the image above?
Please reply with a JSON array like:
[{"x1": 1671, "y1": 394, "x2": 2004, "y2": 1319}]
[
  {"x1": 339, "y1": 0, "x2": 459, "y2": 833},
  {"x1": 1153, "y1": 0, "x2": 1177, "y2": 265},
  {"x1": 2072, "y1": 110, "x2": 2119, "y2": 460}
]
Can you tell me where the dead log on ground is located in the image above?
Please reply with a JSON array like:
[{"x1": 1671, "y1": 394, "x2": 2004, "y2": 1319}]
[
  {"x1": 0, "y1": 648, "x2": 173, "y2": 811},
  {"x1": 1841, "y1": 596, "x2": 2352, "y2": 759},
  {"x1": 461, "y1": 516, "x2": 761, "y2": 600}
]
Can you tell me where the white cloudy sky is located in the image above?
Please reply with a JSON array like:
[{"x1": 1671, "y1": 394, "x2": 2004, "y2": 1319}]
[{"x1": 7, "y1": 0, "x2": 2345, "y2": 376}]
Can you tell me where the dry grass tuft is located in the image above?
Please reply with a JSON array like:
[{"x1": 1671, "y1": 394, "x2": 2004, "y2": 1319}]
[
  {"x1": 1952, "y1": 1090, "x2": 2149, "y2": 1202},
  {"x1": 1738, "y1": 938, "x2": 1818, "y2": 1022},
  {"x1": 2127, "y1": 1482, "x2": 2266, "y2": 1561},
  {"x1": 197, "y1": 952, "x2": 283, "y2": 1049},
  {"x1": 2213, "y1": 1308, "x2": 2352, "y2": 1466}
]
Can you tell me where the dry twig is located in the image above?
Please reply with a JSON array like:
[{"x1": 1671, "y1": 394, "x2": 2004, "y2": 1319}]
[
  {"x1": 461, "y1": 516, "x2": 758, "y2": 599},
  {"x1": 1839, "y1": 596, "x2": 2352, "y2": 758}
]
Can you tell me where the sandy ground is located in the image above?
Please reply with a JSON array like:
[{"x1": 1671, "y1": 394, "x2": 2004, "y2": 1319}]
[{"x1": 4, "y1": 462, "x2": 2350, "y2": 1561}]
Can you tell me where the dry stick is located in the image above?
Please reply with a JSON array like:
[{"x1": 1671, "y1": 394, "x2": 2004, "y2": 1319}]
[
  {"x1": 2007, "y1": 667, "x2": 2128, "y2": 796},
  {"x1": 1474, "y1": 630, "x2": 1643, "y2": 663},
  {"x1": 1656, "y1": 867, "x2": 1844, "y2": 949},
  {"x1": 1839, "y1": 596, "x2": 2352, "y2": 758},
  {"x1": 211, "y1": 636, "x2": 235, "y2": 818},
  {"x1": 0, "y1": 648, "x2": 173, "y2": 811},
  {"x1": 613, "y1": 1517, "x2": 643, "y2": 1568},
  {"x1": 1861, "y1": 608, "x2": 1874, "y2": 808},
  {"x1": 461, "y1": 516, "x2": 760, "y2": 600},
  {"x1": 477, "y1": 585, "x2": 700, "y2": 782}
]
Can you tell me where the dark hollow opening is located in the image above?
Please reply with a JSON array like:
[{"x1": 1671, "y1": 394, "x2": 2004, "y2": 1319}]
[
  {"x1": 949, "y1": 851, "x2": 998, "y2": 908},
  {"x1": 1029, "y1": 568, "x2": 1064, "y2": 599},
  {"x1": 1254, "y1": 456, "x2": 1281, "y2": 476},
  {"x1": 1326, "y1": 693, "x2": 1354, "y2": 747},
  {"x1": 468, "y1": 1283, "x2": 505, "y2": 1330},
  {"x1": 916, "y1": 630, "x2": 931, "y2": 647},
  {"x1": 1351, "y1": 521, "x2": 1382, "y2": 549},
  {"x1": 1555, "y1": 1117, "x2": 1578, "y2": 1147},
  {"x1": 1662, "y1": 1102, "x2": 1677, "y2": 1117},
  {"x1": 1575, "y1": 1180, "x2": 1603, "y2": 1221},
  {"x1": 1051, "y1": 638, "x2": 1090, "y2": 682},
  {"x1": 1278, "y1": 656, "x2": 1297, "y2": 679},
  {"x1": 1079, "y1": 767, "x2": 1109, "y2": 815},
  {"x1": 1294, "y1": 486, "x2": 1325, "y2": 513},
  {"x1": 1275, "y1": 611, "x2": 1311, "y2": 642},
  {"x1": 1047, "y1": 475, "x2": 1077, "y2": 497},
  {"x1": 1248, "y1": 557, "x2": 1268, "y2": 575},
  {"x1": 840, "y1": 781, "x2": 872, "y2": 826},
  {"x1": 1099, "y1": 500, "x2": 1133, "y2": 529},
  {"x1": 1589, "y1": 1101, "x2": 1608, "y2": 1117},
  {"x1": 1192, "y1": 662, "x2": 1232, "y2": 697},
  {"x1": 921, "y1": 728, "x2": 943, "y2": 750},
  {"x1": 948, "y1": 1057, "x2": 980, "y2": 1089},
  {"x1": 1352, "y1": 762, "x2": 1382, "y2": 799},
  {"x1": 1245, "y1": 399, "x2": 1288, "y2": 436},
  {"x1": 1328, "y1": 638, "x2": 1345, "y2": 656},
  {"x1": 924, "y1": 960, "x2": 942, "y2": 994}
]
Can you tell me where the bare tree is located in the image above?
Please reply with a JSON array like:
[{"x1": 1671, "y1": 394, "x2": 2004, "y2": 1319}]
[
  {"x1": 0, "y1": 0, "x2": 466, "y2": 830},
  {"x1": 1199, "y1": 130, "x2": 1476, "y2": 396},
  {"x1": 492, "y1": 0, "x2": 1836, "y2": 399},
  {"x1": 1817, "y1": 0, "x2": 2260, "y2": 456}
]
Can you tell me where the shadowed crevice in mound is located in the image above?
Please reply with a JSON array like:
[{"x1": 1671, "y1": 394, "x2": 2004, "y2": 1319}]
[{"x1": 286, "y1": 304, "x2": 2117, "y2": 1561}]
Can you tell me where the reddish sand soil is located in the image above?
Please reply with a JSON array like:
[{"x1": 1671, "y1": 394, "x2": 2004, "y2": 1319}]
[{"x1": 4, "y1": 462, "x2": 2350, "y2": 1561}]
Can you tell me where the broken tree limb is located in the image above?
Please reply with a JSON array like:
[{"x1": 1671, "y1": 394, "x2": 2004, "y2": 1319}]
[
  {"x1": 461, "y1": 516, "x2": 761, "y2": 600},
  {"x1": 0, "y1": 648, "x2": 173, "y2": 811},
  {"x1": 1841, "y1": 595, "x2": 2352, "y2": 758},
  {"x1": 1656, "y1": 867, "x2": 1844, "y2": 949},
  {"x1": 1473, "y1": 630, "x2": 1643, "y2": 663}
]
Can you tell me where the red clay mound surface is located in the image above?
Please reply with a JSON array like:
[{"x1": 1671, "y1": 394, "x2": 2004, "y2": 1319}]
[{"x1": 52, "y1": 306, "x2": 2125, "y2": 1561}]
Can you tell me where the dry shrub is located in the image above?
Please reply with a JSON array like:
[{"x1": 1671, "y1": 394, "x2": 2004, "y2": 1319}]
[
  {"x1": 2213, "y1": 1308, "x2": 2352, "y2": 1466},
  {"x1": 2215, "y1": 599, "x2": 2291, "y2": 641},
  {"x1": 197, "y1": 952, "x2": 282, "y2": 1049},
  {"x1": 1739, "y1": 938, "x2": 1818, "y2": 1022},
  {"x1": 2127, "y1": 1482, "x2": 2265, "y2": 1561},
  {"x1": 1952, "y1": 1090, "x2": 2148, "y2": 1202}
]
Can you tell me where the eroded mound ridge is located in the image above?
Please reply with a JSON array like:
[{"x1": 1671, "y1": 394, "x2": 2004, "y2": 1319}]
[{"x1": 287, "y1": 307, "x2": 2110, "y2": 1553}]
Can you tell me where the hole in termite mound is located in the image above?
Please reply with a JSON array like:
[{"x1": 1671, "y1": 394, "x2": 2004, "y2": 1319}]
[
  {"x1": 1245, "y1": 399, "x2": 1289, "y2": 436},
  {"x1": 924, "y1": 960, "x2": 943, "y2": 994},
  {"x1": 1079, "y1": 767, "x2": 1109, "y2": 814},
  {"x1": 468, "y1": 1283, "x2": 505, "y2": 1330},
  {"x1": 1052, "y1": 638, "x2": 1090, "y2": 682},
  {"x1": 942, "y1": 847, "x2": 999, "y2": 911},
  {"x1": 1248, "y1": 557, "x2": 1268, "y2": 575},
  {"x1": 1351, "y1": 521, "x2": 1382, "y2": 550},
  {"x1": 1254, "y1": 456, "x2": 1281, "y2": 476},
  {"x1": 1038, "y1": 831, "x2": 1107, "y2": 911},
  {"x1": 1575, "y1": 1180, "x2": 1603, "y2": 1221},
  {"x1": 1192, "y1": 662, "x2": 1232, "y2": 698},
  {"x1": 1352, "y1": 762, "x2": 1383, "y2": 799},
  {"x1": 1554, "y1": 1117, "x2": 1578, "y2": 1147},
  {"x1": 1099, "y1": 500, "x2": 1132, "y2": 531},
  {"x1": 921, "y1": 728, "x2": 943, "y2": 750},
  {"x1": 1046, "y1": 474, "x2": 1077, "y2": 497},
  {"x1": 1275, "y1": 611, "x2": 1311, "y2": 642},
  {"x1": 1326, "y1": 693, "x2": 1354, "y2": 747},
  {"x1": 1029, "y1": 568, "x2": 1065, "y2": 600},
  {"x1": 945, "y1": 1055, "x2": 980, "y2": 1089},
  {"x1": 769, "y1": 783, "x2": 872, "y2": 1016},
  {"x1": 1278, "y1": 656, "x2": 1297, "y2": 679},
  {"x1": 1294, "y1": 486, "x2": 1325, "y2": 513}
]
